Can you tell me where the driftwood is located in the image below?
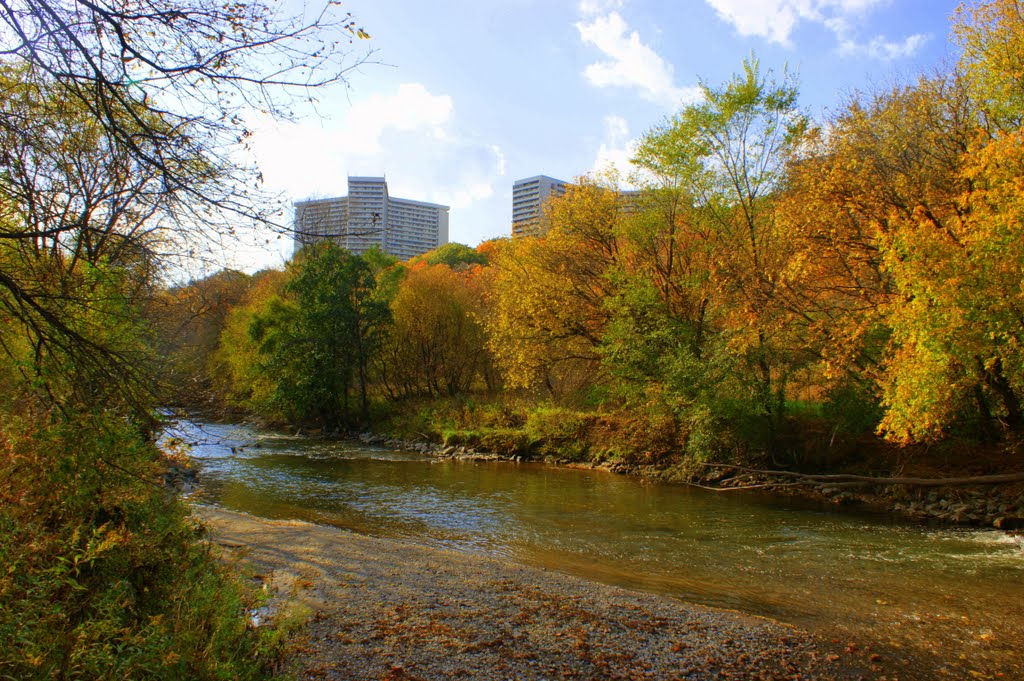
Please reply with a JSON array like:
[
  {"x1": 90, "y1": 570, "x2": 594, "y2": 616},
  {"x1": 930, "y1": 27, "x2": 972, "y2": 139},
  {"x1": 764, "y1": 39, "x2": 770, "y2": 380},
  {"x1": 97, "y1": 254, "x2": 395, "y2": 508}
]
[
  {"x1": 701, "y1": 463, "x2": 1024, "y2": 488},
  {"x1": 686, "y1": 480, "x2": 808, "y2": 493}
]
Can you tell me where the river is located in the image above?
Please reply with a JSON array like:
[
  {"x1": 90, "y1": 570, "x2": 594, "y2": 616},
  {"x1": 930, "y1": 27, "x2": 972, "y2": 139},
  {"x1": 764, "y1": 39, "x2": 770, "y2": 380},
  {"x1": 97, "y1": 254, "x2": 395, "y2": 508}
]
[{"x1": 176, "y1": 420, "x2": 1024, "y2": 677}]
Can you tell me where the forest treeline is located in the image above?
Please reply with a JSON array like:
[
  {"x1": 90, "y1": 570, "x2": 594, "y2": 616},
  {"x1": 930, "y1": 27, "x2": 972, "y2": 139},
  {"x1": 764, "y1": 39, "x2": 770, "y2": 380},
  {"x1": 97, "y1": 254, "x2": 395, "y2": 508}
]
[{"x1": 166, "y1": 2, "x2": 1024, "y2": 473}]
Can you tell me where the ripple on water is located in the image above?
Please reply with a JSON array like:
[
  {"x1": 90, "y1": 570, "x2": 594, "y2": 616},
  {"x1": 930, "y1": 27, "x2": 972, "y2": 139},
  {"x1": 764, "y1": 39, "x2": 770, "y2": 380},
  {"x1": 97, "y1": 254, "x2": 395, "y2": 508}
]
[{"x1": 175, "y1": 419, "x2": 1024, "y2": 680}]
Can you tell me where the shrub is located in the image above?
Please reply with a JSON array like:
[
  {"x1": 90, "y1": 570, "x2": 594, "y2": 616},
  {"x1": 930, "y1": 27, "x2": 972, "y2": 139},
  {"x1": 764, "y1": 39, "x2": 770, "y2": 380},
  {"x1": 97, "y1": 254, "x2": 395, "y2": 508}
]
[
  {"x1": 823, "y1": 380, "x2": 884, "y2": 435},
  {"x1": 523, "y1": 407, "x2": 595, "y2": 461},
  {"x1": 0, "y1": 413, "x2": 278, "y2": 680}
]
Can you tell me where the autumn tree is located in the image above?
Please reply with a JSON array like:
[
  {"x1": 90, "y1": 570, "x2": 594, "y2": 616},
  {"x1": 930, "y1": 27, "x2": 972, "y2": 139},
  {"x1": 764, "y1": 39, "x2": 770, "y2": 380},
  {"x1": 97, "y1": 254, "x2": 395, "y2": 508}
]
[
  {"x1": 211, "y1": 268, "x2": 290, "y2": 413},
  {"x1": 634, "y1": 58, "x2": 811, "y2": 449},
  {"x1": 380, "y1": 262, "x2": 492, "y2": 398},
  {"x1": 488, "y1": 180, "x2": 625, "y2": 396},
  {"x1": 771, "y1": 75, "x2": 978, "y2": 437},
  {"x1": 151, "y1": 269, "x2": 253, "y2": 407},
  {"x1": 867, "y1": 0, "x2": 1024, "y2": 442}
]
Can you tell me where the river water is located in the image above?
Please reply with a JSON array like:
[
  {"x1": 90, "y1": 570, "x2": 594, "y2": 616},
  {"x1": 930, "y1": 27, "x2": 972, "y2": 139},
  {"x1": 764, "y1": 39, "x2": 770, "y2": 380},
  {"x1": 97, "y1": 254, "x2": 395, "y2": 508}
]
[{"x1": 177, "y1": 420, "x2": 1023, "y2": 677}]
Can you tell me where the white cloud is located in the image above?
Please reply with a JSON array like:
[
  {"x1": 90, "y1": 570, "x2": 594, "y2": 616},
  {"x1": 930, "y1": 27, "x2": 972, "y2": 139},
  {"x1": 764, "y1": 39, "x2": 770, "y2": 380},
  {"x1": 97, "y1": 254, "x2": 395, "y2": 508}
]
[
  {"x1": 324, "y1": 83, "x2": 453, "y2": 156},
  {"x1": 576, "y1": 11, "x2": 701, "y2": 109},
  {"x1": 589, "y1": 115, "x2": 658, "y2": 189},
  {"x1": 703, "y1": 0, "x2": 928, "y2": 59},
  {"x1": 704, "y1": 0, "x2": 814, "y2": 46},
  {"x1": 591, "y1": 115, "x2": 638, "y2": 178},
  {"x1": 578, "y1": 0, "x2": 622, "y2": 16},
  {"x1": 245, "y1": 82, "x2": 505, "y2": 247},
  {"x1": 838, "y1": 33, "x2": 928, "y2": 60}
]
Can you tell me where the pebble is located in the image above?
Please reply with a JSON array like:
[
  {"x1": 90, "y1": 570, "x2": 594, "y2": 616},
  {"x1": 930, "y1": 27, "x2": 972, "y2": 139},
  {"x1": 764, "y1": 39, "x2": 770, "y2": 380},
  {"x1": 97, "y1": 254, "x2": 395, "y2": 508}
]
[{"x1": 198, "y1": 507, "x2": 879, "y2": 681}]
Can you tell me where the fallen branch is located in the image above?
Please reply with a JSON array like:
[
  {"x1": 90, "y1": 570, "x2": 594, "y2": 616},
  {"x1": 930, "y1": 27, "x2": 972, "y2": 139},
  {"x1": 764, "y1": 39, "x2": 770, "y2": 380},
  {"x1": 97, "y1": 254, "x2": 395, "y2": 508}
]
[
  {"x1": 702, "y1": 463, "x2": 1024, "y2": 487},
  {"x1": 686, "y1": 481, "x2": 807, "y2": 492}
]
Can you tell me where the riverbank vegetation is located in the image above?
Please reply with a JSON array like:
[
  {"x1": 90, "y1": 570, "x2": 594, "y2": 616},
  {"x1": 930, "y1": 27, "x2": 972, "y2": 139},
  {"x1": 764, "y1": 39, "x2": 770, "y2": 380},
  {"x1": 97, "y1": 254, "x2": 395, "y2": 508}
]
[
  {"x1": 0, "y1": 1, "x2": 367, "y2": 678},
  {"x1": 174, "y1": 3, "x2": 1024, "y2": 504}
]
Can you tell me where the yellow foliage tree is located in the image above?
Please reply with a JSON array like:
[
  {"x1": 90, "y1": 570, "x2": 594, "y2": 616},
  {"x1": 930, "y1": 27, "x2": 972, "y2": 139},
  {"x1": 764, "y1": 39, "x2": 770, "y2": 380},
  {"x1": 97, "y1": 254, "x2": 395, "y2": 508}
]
[
  {"x1": 487, "y1": 180, "x2": 624, "y2": 395},
  {"x1": 381, "y1": 262, "x2": 492, "y2": 398}
]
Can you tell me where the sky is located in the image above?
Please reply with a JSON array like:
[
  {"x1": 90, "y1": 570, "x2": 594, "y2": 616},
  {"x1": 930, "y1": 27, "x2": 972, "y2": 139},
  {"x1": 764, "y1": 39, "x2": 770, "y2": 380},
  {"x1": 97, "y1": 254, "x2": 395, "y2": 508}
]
[{"x1": 234, "y1": 0, "x2": 964, "y2": 272}]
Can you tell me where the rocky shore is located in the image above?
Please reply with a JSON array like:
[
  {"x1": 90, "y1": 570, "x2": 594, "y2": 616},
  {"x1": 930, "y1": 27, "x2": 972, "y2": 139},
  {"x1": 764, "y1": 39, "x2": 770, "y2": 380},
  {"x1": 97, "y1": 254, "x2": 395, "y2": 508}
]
[
  {"x1": 197, "y1": 506, "x2": 888, "y2": 680},
  {"x1": 356, "y1": 433, "x2": 1024, "y2": 534}
]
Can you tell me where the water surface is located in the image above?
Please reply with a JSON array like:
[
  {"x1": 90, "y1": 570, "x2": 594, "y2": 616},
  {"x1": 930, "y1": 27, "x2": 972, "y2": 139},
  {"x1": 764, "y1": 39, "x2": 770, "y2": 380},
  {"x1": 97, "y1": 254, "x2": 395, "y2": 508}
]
[{"x1": 176, "y1": 420, "x2": 1024, "y2": 677}]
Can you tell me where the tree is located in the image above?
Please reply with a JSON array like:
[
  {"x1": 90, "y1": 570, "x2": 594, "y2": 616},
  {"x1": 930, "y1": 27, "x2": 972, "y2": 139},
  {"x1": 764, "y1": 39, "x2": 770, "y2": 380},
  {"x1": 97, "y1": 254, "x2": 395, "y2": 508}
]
[
  {"x1": 0, "y1": 0, "x2": 368, "y2": 233},
  {"x1": 488, "y1": 180, "x2": 624, "y2": 396},
  {"x1": 0, "y1": 1, "x2": 369, "y2": 417},
  {"x1": 955, "y1": 0, "x2": 1024, "y2": 130},
  {"x1": 769, "y1": 77, "x2": 975, "y2": 436},
  {"x1": 634, "y1": 57, "x2": 810, "y2": 449},
  {"x1": 380, "y1": 262, "x2": 491, "y2": 398},
  {"x1": 776, "y1": 17, "x2": 1024, "y2": 445},
  {"x1": 211, "y1": 268, "x2": 290, "y2": 413},
  {"x1": 865, "y1": 1, "x2": 1024, "y2": 442},
  {"x1": 247, "y1": 244, "x2": 388, "y2": 429},
  {"x1": 151, "y1": 269, "x2": 253, "y2": 406},
  {"x1": 0, "y1": 66, "x2": 175, "y2": 420},
  {"x1": 414, "y1": 242, "x2": 489, "y2": 269},
  {"x1": 0, "y1": 4, "x2": 371, "y2": 674}
]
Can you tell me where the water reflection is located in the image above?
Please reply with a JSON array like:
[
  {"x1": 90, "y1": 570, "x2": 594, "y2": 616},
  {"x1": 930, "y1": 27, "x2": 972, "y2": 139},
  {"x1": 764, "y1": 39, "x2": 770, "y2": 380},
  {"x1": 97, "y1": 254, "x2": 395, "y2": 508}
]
[{"x1": 174, "y1": 420, "x2": 1024, "y2": 677}]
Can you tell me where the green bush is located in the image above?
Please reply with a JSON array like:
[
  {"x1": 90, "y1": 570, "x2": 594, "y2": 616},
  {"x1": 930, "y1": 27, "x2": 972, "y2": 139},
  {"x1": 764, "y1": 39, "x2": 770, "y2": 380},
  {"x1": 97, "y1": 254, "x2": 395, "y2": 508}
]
[
  {"x1": 0, "y1": 413, "x2": 279, "y2": 680},
  {"x1": 523, "y1": 407, "x2": 595, "y2": 461},
  {"x1": 822, "y1": 380, "x2": 884, "y2": 435},
  {"x1": 682, "y1": 403, "x2": 737, "y2": 464}
]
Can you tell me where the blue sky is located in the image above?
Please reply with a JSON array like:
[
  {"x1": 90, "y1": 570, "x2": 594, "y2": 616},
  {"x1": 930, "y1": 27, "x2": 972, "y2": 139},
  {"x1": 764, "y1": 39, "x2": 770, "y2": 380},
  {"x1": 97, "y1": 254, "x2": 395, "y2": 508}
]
[{"x1": 239, "y1": 0, "x2": 963, "y2": 271}]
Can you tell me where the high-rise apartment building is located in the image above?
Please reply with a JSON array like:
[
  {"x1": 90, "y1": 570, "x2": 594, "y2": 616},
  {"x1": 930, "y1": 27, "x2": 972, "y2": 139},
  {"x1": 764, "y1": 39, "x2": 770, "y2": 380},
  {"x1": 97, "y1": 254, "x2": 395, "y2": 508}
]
[
  {"x1": 511, "y1": 175, "x2": 646, "y2": 237},
  {"x1": 294, "y1": 177, "x2": 449, "y2": 260},
  {"x1": 511, "y1": 175, "x2": 568, "y2": 237}
]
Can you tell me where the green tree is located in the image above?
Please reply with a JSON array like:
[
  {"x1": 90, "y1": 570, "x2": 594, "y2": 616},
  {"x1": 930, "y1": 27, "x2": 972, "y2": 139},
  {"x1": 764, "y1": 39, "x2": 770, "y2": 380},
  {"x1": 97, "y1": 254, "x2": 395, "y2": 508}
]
[
  {"x1": 634, "y1": 57, "x2": 810, "y2": 451},
  {"x1": 249, "y1": 244, "x2": 388, "y2": 429},
  {"x1": 415, "y1": 242, "x2": 489, "y2": 269}
]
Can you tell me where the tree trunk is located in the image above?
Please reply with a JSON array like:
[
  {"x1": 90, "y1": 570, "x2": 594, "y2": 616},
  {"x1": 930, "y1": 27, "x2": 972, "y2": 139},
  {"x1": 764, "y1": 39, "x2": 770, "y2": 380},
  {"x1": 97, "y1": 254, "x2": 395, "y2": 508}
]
[{"x1": 977, "y1": 355, "x2": 1022, "y2": 430}]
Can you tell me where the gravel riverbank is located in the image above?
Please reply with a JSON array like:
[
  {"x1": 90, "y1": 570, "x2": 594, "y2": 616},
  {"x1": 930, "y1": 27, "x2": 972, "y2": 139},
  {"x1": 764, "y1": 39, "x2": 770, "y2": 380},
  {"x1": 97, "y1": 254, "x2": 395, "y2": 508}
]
[{"x1": 196, "y1": 506, "x2": 891, "y2": 680}]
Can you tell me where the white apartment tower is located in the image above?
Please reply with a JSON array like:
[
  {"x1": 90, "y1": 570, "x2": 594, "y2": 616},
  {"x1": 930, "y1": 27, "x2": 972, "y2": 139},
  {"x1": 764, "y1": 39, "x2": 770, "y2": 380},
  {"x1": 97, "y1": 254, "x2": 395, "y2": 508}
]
[
  {"x1": 294, "y1": 177, "x2": 449, "y2": 260},
  {"x1": 511, "y1": 175, "x2": 568, "y2": 237}
]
